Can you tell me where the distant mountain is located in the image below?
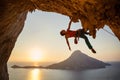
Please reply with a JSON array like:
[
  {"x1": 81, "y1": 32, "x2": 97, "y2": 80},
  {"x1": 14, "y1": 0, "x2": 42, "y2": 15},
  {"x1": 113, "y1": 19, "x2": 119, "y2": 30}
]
[
  {"x1": 11, "y1": 65, "x2": 44, "y2": 69},
  {"x1": 47, "y1": 50, "x2": 110, "y2": 70}
]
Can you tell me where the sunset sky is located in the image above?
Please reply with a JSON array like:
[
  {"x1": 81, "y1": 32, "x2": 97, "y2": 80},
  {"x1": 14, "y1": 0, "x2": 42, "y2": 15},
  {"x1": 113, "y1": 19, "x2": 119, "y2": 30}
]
[{"x1": 9, "y1": 10, "x2": 120, "y2": 64}]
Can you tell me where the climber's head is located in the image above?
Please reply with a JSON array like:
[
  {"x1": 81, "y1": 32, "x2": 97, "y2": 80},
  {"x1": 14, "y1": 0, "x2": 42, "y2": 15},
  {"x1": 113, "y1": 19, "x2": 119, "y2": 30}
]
[{"x1": 60, "y1": 30, "x2": 66, "y2": 36}]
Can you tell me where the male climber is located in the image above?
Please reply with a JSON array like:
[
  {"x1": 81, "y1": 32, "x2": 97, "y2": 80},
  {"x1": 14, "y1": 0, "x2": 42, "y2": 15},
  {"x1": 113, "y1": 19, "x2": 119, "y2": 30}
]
[{"x1": 60, "y1": 18, "x2": 96, "y2": 53}]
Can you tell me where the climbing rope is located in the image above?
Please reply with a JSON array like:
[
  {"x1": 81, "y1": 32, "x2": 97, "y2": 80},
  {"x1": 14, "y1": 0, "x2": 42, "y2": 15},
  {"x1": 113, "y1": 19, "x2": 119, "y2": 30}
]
[{"x1": 103, "y1": 28, "x2": 116, "y2": 37}]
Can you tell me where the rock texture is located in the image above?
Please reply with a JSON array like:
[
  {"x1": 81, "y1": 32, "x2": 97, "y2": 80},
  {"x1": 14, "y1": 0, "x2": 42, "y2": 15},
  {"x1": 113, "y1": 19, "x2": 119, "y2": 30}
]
[
  {"x1": 0, "y1": 0, "x2": 120, "y2": 80},
  {"x1": 47, "y1": 50, "x2": 109, "y2": 70}
]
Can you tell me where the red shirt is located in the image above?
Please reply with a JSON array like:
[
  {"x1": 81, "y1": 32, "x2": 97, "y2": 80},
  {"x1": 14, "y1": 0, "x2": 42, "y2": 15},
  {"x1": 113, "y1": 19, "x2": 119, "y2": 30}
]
[{"x1": 66, "y1": 30, "x2": 76, "y2": 38}]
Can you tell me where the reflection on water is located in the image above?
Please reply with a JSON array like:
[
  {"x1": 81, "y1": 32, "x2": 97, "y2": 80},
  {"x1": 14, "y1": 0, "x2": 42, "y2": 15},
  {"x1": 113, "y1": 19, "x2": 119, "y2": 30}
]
[
  {"x1": 8, "y1": 62, "x2": 120, "y2": 80},
  {"x1": 28, "y1": 69, "x2": 42, "y2": 80}
]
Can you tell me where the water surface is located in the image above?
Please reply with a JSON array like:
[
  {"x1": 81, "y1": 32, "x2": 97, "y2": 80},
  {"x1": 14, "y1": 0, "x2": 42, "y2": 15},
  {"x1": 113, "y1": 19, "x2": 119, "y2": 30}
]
[{"x1": 8, "y1": 62, "x2": 120, "y2": 80}]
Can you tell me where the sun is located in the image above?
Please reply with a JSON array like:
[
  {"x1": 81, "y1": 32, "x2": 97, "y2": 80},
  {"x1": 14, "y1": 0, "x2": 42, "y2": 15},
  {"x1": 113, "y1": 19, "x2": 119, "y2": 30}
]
[{"x1": 30, "y1": 49, "x2": 43, "y2": 62}]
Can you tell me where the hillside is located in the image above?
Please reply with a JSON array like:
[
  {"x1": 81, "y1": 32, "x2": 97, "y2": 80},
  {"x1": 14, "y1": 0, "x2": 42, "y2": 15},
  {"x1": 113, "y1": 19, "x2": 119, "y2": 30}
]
[{"x1": 47, "y1": 50, "x2": 110, "y2": 70}]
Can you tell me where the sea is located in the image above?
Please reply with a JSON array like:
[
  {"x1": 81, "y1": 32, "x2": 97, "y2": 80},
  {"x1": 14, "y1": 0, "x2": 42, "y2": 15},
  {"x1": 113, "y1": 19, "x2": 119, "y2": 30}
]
[{"x1": 8, "y1": 62, "x2": 120, "y2": 80}]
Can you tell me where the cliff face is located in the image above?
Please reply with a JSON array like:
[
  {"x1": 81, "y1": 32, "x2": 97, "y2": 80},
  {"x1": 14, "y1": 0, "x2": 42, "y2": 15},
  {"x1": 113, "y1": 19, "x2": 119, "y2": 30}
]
[
  {"x1": 0, "y1": 1, "x2": 29, "y2": 79},
  {"x1": 0, "y1": 0, "x2": 120, "y2": 80},
  {"x1": 32, "y1": 0, "x2": 120, "y2": 39}
]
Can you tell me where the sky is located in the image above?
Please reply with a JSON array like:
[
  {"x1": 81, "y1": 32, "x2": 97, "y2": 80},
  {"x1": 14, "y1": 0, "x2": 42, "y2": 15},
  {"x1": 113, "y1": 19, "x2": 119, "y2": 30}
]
[{"x1": 8, "y1": 10, "x2": 120, "y2": 64}]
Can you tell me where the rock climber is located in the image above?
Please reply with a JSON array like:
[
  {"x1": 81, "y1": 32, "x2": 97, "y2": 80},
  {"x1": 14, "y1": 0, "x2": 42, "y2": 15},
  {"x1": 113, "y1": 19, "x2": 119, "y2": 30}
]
[{"x1": 60, "y1": 18, "x2": 96, "y2": 53}]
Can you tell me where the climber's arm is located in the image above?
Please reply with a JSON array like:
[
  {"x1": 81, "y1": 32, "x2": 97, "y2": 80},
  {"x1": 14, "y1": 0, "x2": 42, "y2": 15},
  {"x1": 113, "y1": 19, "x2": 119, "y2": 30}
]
[
  {"x1": 67, "y1": 19, "x2": 72, "y2": 31},
  {"x1": 65, "y1": 36, "x2": 71, "y2": 51}
]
